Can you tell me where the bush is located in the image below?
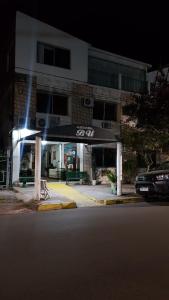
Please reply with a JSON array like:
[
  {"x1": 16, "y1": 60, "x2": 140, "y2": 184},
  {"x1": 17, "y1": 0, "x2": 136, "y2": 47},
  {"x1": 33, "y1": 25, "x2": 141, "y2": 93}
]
[{"x1": 106, "y1": 170, "x2": 117, "y2": 183}]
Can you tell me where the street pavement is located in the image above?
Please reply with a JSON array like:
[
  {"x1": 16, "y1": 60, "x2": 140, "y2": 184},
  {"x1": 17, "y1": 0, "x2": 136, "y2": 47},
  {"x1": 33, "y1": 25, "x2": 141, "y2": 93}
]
[{"x1": 1, "y1": 204, "x2": 169, "y2": 299}]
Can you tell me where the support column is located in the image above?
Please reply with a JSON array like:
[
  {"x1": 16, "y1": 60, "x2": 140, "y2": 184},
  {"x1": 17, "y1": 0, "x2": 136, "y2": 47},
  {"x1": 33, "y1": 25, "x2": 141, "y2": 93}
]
[
  {"x1": 12, "y1": 130, "x2": 21, "y2": 184},
  {"x1": 61, "y1": 143, "x2": 65, "y2": 168},
  {"x1": 59, "y1": 143, "x2": 62, "y2": 169},
  {"x1": 79, "y1": 143, "x2": 84, "y2": 172},
  {"x1": 34, "y1": 136, "x2": 41, "y2": 200},
  {"x1": 6, "y1": 148, "x2": 10, "y2": 188},
  {"x1": 116, "y1": 142, "x2": 122, "y2": 196}
]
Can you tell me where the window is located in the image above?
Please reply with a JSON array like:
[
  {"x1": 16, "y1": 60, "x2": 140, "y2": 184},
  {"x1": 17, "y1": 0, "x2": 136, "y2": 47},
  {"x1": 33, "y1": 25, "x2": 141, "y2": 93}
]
[
  {"x1": 93, "y1": 100, "x2": 117, "y2": 121},
  {"x1": 122, "y1": 76, "x2": 146, "y2": 93},
  {"x1": 93, "y1": 101, "x2": 104, "y2": 120},
  {"x1": 44, "y1": 46, "x2": 55, "y2": 66},
  {"x1": 37, "y1": 92, "x2": 68, "y2": 115},
  {"x1": 92, "y1": 148, "x2": 116, "y2": 167},
  {"x1": 37, "y1": 42, "x2": 70, "y2": 69},
  {"x1": 53, "y1": 95, "x2": 68, "y2": 115},
  {"x1": 88, "y1": 56, "x2": 146, "y2": 93},
  {"x1": 37, "y1": 93, "x2": 52, "y2": 113}
]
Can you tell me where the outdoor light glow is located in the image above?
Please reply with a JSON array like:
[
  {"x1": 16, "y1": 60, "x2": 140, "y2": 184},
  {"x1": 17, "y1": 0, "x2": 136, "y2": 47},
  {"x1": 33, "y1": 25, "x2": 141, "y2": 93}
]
[
  {"x1": 42, "y1": 141, "x2": 47, "y2": 145},
  {"x1": 12, "y1": 128, "x2": 41, "y2": 142},
  {"x1": 19, "y1": 128, "x2": 33, "y2": 139}
]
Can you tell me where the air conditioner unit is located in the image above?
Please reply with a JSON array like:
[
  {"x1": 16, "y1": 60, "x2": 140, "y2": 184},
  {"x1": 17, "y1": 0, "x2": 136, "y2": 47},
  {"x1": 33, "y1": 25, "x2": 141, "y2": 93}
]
[
  {"x1": 82, "y1": 97, "x2": 94, "y2": 108},
  {"x1": 102, "y1": 121, "x2": 113, "y2": 129},
  {"x1": 36, "y1": 117, "x2": 47, "y2": 128}
]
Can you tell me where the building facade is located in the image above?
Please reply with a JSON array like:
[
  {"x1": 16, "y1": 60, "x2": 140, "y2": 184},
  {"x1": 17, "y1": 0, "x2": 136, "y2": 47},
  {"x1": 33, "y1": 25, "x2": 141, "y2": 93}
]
[{"x1": 0, "y1": 11, "x2": 150, "y2": 186}]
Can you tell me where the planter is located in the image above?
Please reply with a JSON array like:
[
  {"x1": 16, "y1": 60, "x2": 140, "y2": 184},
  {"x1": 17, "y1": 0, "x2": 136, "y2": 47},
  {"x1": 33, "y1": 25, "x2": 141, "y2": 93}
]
[
  {"x1": 92, "y1": 179, "x2": 97, "y2": 186},
  {"x1": 111, "y1": 182, "x2": 117, "y2": 195}
]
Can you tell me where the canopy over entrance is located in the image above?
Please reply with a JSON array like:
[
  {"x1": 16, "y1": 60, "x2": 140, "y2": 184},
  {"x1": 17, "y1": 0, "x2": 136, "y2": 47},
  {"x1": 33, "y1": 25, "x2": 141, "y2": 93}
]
[
  {"x1": 12, "y1": 124, "x2": 122, "y2": 198},
  {"x1": 22, "y1": 125, "x2": 119, "y2": 144}
]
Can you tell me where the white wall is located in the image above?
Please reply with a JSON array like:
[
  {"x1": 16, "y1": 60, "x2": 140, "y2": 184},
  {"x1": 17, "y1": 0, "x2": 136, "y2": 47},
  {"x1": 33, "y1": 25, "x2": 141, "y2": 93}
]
[{"x1": 15, "y1": 12, "x2": 89, "y2": 82}]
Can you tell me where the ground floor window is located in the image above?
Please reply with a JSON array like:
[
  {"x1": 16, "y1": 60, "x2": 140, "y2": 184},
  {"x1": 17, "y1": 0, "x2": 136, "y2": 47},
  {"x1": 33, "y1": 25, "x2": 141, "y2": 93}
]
[
  {"x1": 92, "y1": 148, "x2": 116, "y2": 168},
  {"x1": 19, "y1": 142, "x2": 81, "y2": 179},
  {"x1": 20, "y1": 144, "x2": 35, "y2": 176},
  {"x1": 64, "y1": 143, "x2": 79, "y2": 171}
]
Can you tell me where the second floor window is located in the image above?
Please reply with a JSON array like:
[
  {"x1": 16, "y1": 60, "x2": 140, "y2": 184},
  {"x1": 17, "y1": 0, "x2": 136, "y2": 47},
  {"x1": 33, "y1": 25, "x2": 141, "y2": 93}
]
[
  {"x1": 93, "y1": 100, "x2": 117, "y2": 121},
  {"x1": 37, "y1": 92, "x2": 68, "y2": 115},
  {"x1": 37, "y1": 42, "x2": 71, "y2": 69}
]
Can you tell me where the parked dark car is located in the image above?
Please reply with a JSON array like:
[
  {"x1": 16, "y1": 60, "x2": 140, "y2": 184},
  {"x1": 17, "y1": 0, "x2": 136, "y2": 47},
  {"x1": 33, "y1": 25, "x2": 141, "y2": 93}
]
[{"x1": 135, "y1": 161, "x2": 169, "y2": 198}]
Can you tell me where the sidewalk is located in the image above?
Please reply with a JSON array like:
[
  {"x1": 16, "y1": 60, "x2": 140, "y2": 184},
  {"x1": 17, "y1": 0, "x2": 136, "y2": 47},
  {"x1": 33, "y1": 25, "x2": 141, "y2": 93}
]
[
  {"x1": 0, "y1": 183, "x2": 142, "y2": 214},
  {"x1": 11, "y1": 183, "x2": 142, "y2": 211}
]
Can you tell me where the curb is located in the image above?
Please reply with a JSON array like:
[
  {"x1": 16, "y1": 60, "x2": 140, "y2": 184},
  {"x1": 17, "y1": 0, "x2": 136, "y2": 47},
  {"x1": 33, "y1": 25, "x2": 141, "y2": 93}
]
[
  {"x1": 38, "y1": 201, "x2": 77, "y2": 211},
  {"x1": 95, "y1": 196, "x2": 143, "y2": 206}
]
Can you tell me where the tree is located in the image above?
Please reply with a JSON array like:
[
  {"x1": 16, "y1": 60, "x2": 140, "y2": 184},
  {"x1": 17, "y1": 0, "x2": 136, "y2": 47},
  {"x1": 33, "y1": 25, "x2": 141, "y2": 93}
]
[{"x1": 122, "y1": 68, "x2": 169, "y2": 171}]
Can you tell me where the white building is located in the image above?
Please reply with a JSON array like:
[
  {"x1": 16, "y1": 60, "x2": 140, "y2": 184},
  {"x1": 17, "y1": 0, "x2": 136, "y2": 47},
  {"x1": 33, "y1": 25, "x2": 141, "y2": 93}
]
[{"x1": 0, "y1": 11, "x2": 150, "y2": 192}]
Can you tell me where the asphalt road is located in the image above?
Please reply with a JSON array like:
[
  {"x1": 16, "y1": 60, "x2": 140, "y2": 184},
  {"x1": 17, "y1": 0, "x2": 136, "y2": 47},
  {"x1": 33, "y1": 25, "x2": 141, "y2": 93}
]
[{"x1": 1, "y1": 203, "x2": 169, "y2": 300}]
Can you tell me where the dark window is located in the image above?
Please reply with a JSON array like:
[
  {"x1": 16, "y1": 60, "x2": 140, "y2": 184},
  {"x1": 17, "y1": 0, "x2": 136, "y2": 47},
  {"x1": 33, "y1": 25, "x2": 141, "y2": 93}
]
[
  {"x1": 92, "y1": 148, "x2": 116, "y2": 167},
  {"x1": 37, "y1": 42, "x2": 70, "y2": 69},
  {"x1": 37, "y1": 93, "x2": 52, "y2": 113},
  {"x1": 93, "y1": 148, "x2": 103, "y2": 167},
  {"x1": 93, "y1": 100, "x2": 117, "y2": 121},
  {"x1": 104, "y1": 148, "x2": 116, "y2": 167},
  {"x1": 53, "y1": 95, "x2": 68, "y2": 115},
  {"x1": 55, "y1": 47, "x2": 70, "y2": 69},
  {"x1": 122, "y1": 76, "x2": 146, "y2": 93},
  {"x1": 105, "y1": 103, "x2": 117, "y2": 121},
  {"x1": 93, "y1": 101, "x2": 104, "y2": 119},
  {"x1": 88, "y1": 56, "x2": 147, "y2": 93},
  {"x1": 37, "y1": 92, "x2": 68, "y2": 115},
  {"x1": 44, "y1": 47, "x2": 55, "y2": 66}
]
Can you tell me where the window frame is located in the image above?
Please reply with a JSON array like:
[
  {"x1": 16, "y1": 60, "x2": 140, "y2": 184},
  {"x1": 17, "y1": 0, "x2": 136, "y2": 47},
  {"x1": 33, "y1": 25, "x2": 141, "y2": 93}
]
[
  {"x1": 37, "y1": 41, "x2": 71, "y2": 70},
  {"x1": 36, "y1": 91, "x2": 69, "y2": 116},
  {"x1": 93, "y1": 100, "x2": 117, "y2": 121}
]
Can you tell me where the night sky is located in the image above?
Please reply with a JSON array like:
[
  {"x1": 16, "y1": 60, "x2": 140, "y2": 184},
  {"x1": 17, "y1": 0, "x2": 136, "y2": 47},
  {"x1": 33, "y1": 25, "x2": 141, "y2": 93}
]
[{"x1": 1, "y1": 0, "x2": 169, "y2": 69}]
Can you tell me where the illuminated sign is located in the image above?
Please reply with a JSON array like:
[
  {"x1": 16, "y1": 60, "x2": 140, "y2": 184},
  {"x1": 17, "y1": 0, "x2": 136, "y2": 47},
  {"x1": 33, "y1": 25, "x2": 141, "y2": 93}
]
[{"x1": 75, "y1": 126, "x2": 95, "y2": 138}]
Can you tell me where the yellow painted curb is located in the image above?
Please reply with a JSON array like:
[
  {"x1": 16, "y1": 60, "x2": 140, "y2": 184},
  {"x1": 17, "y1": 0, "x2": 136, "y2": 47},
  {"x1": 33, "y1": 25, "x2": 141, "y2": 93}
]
[
  {"x1": 37, "y1": 201, "x2": 77, "y2": 211},
  {"x1": 95, "y1": 197, "x2": 142, "y2": 206},
  {"x1": 38, "y1": 203, "x2": 62, "y2": 211},
  {"x1": 62, "y1": 202, "x2": 77, "y2": 209}
]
